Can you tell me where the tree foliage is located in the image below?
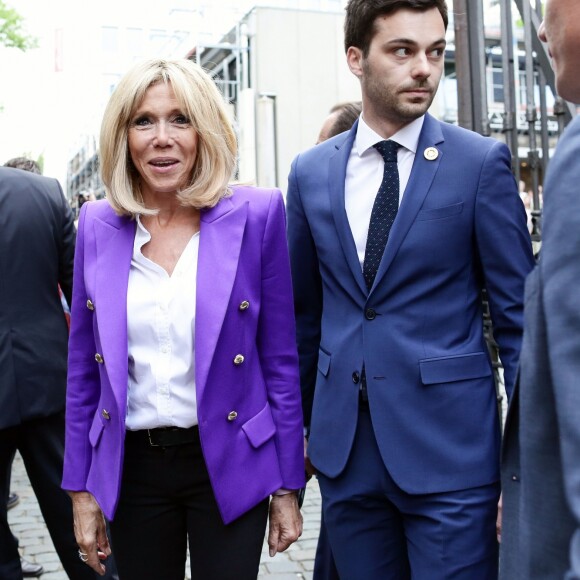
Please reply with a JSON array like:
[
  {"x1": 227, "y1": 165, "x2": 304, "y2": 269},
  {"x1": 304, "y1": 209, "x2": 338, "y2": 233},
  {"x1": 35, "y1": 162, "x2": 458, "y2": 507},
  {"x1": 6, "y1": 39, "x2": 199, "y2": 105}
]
[{"x1": 0, "y1": 0, "x2": 37, "y2": 51}]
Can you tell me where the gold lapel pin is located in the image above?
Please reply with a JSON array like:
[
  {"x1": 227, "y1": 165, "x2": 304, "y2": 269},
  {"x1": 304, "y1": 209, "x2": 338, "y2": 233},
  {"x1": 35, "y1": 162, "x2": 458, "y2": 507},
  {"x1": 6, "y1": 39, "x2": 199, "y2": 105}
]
[{"x1": 424, "y1": 147, "x2": 439, "y2": 161}]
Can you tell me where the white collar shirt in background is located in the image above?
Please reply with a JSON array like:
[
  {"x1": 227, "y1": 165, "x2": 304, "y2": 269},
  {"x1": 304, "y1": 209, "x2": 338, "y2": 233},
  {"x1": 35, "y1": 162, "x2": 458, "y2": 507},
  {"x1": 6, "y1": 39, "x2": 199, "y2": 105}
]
[
  {"x1": 125, "y1": 216, "x2": 200, "y2": 431},
  {"x1": 345, "y1": 114, "x2": 424, "y2": 268}
]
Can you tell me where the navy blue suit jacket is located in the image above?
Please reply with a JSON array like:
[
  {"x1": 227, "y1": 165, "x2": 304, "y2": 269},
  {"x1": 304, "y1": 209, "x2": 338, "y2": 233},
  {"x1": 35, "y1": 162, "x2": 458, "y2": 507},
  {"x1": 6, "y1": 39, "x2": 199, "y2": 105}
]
[{"x1": 287, "y1": 114, "x2": 534, "y2": 493}]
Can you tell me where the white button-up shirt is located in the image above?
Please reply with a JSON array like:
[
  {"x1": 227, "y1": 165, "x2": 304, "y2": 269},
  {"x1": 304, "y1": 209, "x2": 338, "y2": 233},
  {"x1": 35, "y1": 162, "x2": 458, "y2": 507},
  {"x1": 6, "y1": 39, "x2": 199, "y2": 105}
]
[
  {"x1": 345, "y1": 114, "x2": 424, "y2": 268},
  {"x1": 125, "y1": 216, "x2": 200, "y2": 431}
]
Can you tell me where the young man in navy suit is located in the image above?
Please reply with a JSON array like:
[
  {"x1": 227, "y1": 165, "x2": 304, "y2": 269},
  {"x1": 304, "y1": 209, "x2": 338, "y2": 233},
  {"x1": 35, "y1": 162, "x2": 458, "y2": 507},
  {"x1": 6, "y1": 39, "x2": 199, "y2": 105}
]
[
  {"x1": 286, "y1": 1, "x2": 534, "y2": 578},
  {"x1": 499, "y1": 1, "x2": 580, "y2": 578}
]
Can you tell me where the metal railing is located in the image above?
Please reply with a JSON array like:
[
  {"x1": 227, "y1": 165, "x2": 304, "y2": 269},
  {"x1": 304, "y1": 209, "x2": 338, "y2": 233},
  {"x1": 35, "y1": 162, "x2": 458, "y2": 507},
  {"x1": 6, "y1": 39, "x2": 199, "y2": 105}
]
[
  {"x1": 453, "y1": 0, "x2": 576, "y2": 244},
  {"x1": 451, "y1": 0, "x2": 578, "y2": 414}
]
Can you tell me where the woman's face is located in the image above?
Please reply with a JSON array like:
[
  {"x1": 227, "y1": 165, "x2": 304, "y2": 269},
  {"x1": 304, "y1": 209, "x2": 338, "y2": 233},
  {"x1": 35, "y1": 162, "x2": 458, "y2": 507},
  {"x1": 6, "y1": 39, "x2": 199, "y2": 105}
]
[{"x1": 128, "y1": 82, "x2": 198, "y2": 201}]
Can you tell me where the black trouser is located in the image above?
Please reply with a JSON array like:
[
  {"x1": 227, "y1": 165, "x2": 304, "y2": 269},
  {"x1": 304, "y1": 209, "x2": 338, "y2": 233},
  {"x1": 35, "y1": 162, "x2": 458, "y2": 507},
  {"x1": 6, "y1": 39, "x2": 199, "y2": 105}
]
[
  {"x1": 110, "y1": 427, "x2": 269, "y2": 580},
  {"x1": 0, "y1": 413, "x2": 104, "y2": 580}
]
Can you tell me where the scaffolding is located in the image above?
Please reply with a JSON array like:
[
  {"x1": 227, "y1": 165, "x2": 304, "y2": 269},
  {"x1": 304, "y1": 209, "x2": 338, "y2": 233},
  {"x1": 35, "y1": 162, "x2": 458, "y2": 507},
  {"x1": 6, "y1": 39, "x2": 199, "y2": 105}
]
[
  {"x1": 453, "y1": 0, "x2": 576, "y2": 244},
  {"x1": 451, "y1": 0, "x2": 578, "y2": 418}
]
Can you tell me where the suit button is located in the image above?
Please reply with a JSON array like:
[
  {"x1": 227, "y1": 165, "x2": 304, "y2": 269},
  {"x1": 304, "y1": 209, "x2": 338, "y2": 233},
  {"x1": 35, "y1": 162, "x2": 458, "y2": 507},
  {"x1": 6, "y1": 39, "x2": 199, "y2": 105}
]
[
  {"x1": 95, "y1": 353, "x2": 104, "y2": 364},
  {"x1": 352, "y1": 371, "x2": 360, "y2": 384},
  {"x1": 511, "y1": 474, "x2": 519, "y2": 482},
  {"x1": 227, "y1": 411, "x2": 238, "y2": 421},
  {"x1": 239, "y1": 300, "x2": 250, "y2": 311},
  {"x1": 365, "y1": 308, "x2": 376, "y2": 320},
  {"x1": 101, "y1": 409, "x2": 110, "y2": 420},
  {"x1": 233, "y1": 354, "x2": 245, "y2": 365},
  {"x1": 87, "y1": 299, "x2": 95, "y2": 311}
]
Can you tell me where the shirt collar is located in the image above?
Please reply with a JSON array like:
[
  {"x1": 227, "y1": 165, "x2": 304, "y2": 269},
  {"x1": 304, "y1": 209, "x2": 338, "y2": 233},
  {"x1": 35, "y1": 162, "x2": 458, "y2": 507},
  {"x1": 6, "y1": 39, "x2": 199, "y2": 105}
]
[
  {"x1": 355, "y1": 114, "x2": 425, "y2": 157},
  {"x1": 134, "y1": 215, "x2": 152, "y2": 251}
]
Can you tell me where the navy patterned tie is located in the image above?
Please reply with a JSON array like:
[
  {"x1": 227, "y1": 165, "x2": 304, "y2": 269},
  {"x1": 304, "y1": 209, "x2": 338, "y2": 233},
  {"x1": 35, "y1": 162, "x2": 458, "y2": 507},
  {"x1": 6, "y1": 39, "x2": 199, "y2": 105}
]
[{"x1": 363, "y1": 140, "x2": 400, "y2": 291}]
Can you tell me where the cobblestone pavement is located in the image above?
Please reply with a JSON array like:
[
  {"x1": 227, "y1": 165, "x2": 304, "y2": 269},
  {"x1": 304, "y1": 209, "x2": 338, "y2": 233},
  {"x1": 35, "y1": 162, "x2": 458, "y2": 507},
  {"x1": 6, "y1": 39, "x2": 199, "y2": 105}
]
[{"x1": 8, "y1": 452, "x2": 321, "y2": 579}]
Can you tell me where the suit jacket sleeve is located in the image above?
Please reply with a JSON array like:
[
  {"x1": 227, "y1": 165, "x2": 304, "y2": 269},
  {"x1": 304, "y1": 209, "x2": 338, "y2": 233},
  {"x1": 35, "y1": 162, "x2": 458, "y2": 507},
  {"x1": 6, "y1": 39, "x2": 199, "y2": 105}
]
[
  {"x1": 54, "y1": 179, "x2": 76, "y2": 307},
  {"x1": 286, "y1": 155, "x2": 323, "y2": 429},
  {"x1": 541, "y1": 119, "x2": 580, "y2": 578},
  {"x1": 256, "y1": 190, "x2": 305, "y2": 490},
  {"x1": 62, "y1": 202, "x2": 100, "y2": 491},
  {"x1": 473, "y1": 141, "x2": 535, "y2": 398}
]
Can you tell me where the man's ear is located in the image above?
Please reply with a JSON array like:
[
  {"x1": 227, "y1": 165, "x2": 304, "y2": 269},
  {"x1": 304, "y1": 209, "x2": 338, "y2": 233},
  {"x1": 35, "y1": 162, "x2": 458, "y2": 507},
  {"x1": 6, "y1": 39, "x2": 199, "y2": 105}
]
[{"x1": 347, "y1": 46, "x2": 364, "y2": 79}]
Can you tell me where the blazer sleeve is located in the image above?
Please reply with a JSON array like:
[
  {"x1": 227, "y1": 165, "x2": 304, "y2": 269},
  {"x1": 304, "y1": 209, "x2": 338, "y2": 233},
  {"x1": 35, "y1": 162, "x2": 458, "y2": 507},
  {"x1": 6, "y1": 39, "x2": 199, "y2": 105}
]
[
  {"x1": 62, "y1": 202, "x2": 101, "y2": 491},
  {"x1": 286, "y1": 155, "x2": 323, "y2": 429},
  {"x1": 256, "y1": 190, "x2": 305, "y2": 491},
  {"x1": 541, "y1": 120, "x2": 580, "y2": 577},
  {"x1": 473, "y1": 140, "x2": 535, "y2": 398},
  {"x1": 53, "y1": 178, "x2": 76, "y2": 307}
]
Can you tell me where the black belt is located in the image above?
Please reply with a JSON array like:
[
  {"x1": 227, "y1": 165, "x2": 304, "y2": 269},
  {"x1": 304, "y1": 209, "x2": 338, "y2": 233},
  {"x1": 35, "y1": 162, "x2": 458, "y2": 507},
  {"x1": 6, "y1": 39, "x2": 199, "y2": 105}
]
[{"x1": 126, "y1": 426, "x2": 199, "y2": 448}]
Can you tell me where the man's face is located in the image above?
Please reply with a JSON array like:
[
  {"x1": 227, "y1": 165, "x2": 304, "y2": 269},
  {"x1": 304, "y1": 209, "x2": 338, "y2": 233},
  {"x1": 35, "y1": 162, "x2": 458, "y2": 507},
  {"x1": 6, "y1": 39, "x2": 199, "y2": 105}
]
[
  {"x1": 538, "y1": 0, "x2": 580, "y2": 103},
  {"x1": 347, "y1": 7, "x2": 446, "y2": 135}
]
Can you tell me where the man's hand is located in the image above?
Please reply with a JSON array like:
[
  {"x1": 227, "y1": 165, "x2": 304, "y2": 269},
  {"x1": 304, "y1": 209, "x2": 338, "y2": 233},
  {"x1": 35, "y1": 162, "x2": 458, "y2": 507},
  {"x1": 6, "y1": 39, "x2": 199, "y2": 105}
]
[
  {"x1": 267, "y1": 493, "x2": 303, "y2": 557},
  {"x1": 69, "y1": 491, "x2": 111, "y2": 576}
]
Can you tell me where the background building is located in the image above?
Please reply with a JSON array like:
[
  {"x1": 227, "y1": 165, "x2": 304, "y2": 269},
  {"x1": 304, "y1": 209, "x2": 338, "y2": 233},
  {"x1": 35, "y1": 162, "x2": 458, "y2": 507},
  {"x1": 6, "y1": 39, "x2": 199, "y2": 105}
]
[
  {"x1": 194, "y1": 5, "x2": 360, "y2": 189},
  {"x1": 66, "y1": 1, "x2": 353, "y2": 198},
  {"x1": 2, "y1": 0, "x2": 575, "y2": 206}
]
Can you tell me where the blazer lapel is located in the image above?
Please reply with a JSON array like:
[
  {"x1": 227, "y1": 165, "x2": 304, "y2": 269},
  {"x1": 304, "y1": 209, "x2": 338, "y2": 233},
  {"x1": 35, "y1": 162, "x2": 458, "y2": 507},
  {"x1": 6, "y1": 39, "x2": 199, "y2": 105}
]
[
  {"x1": 195, "y1": 195, "x2": 248, "y2": 404},
  {"x1": 328, "y1": 121, "x2": 367, "y2": 296},
  {"x1": 94, "y1": 212, "x2": 136, "y2": 412},
  {"x1": 371, "y1": 114, "x2": 444, "y2": 293}
]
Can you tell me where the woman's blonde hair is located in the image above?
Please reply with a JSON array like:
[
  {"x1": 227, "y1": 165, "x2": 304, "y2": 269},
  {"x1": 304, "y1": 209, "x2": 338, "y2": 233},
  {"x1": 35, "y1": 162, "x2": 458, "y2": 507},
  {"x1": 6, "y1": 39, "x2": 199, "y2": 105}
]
[{"x1": 99, "y1": 58, "x2": 237, "y2": 216}]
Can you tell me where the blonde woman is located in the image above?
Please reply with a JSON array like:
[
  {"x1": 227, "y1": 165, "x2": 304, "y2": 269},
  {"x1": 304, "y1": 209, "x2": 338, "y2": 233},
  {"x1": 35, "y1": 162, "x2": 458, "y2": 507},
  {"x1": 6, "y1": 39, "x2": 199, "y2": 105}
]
[{"x1": 63, "y1": 58, "x2": 304, "y2": 579}]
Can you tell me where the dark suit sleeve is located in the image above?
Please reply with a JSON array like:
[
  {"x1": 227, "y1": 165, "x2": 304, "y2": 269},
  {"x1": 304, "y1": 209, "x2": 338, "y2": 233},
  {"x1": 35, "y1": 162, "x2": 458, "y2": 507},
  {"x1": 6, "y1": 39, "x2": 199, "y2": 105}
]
[
  {"x1": 53, "y1": 178, "x2": 76, "y2": 307},
  {"x1": 473, "y1": 141, "x2": 535, "y2": 398},
  {"x1": 541, "y1": 121, "x2": 580, "y2": 578},
  {"x1": 286, "y1": 155, "x2": 323, "y2": 429}
]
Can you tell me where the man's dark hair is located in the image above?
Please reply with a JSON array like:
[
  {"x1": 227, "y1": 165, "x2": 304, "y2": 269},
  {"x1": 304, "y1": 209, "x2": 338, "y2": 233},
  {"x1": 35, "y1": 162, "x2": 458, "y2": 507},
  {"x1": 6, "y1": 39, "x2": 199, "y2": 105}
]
[
  {"x1": 3, "y1": 157, "x2": 42, "y2": 175},
  {"x1": 329, "y1": 102, "x2": 362, "y2": 138},
  {"x1": 344, "y1": 0, "x2": 448, "y2": 56}
]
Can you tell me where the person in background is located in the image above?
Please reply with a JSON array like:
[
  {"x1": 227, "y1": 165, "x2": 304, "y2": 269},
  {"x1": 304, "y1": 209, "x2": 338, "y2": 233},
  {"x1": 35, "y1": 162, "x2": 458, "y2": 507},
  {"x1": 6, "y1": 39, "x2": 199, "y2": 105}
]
[
  {"x1": 326, "y1": 102, "x2": 362, "y2": 143},
  {"x1": 286, "y1": 0, "x2": 534, "y2": 577},
  {"x1": 4, "y1": 157, "x2": 42, "y2": 175},
  {"x1": 4, "y1": 158, "x2": 72, "y2": 329},
  {"x1": 317, "y1": 102, "x2": 362, "y2": 145},
  {"x1": 63, "y1": 57, "x2": 304, "y2": 579},
  {"x1": 311, "y1": 100, "x2": 362, "y2": 580},
  {"x1": 499, "y1": 0, "x2": 580, "y2": 578},
  {"x1": 2, "y1": 156, "x2": 64, "y2": 579},
  {"x1": 0, "y1": 166, "x2": 101, "y2": 580}
]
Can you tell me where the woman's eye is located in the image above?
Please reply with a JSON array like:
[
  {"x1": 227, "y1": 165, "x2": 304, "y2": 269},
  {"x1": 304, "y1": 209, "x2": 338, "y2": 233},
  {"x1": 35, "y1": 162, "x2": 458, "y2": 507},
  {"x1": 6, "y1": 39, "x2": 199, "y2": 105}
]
[
  {"x1": 173, "y1": 114, "x2": 190, "y2": 124},
  {"x1": 133, "y1": 116, "x2": 151, "y2": 127}
]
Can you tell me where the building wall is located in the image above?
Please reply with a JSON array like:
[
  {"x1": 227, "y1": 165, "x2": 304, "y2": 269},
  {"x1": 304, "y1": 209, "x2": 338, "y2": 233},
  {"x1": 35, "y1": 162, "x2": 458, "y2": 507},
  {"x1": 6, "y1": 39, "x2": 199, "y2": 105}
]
[{"x1": 246, "y1": 7, "x2": 361, "y2": 191}]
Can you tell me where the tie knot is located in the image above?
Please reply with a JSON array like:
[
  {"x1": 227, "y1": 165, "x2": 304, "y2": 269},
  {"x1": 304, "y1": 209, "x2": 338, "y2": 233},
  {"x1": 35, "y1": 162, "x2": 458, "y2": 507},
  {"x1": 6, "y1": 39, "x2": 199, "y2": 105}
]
[{"x1": 374, "y1": 140, "x2": 399, "y2": 163}]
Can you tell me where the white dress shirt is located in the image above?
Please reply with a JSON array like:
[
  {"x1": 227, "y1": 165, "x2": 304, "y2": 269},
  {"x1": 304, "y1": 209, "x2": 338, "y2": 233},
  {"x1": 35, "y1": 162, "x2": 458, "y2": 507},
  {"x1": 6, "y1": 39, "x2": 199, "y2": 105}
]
[
  {"x1": 345, "y1": 114, "x2": 425, "y2": 268},
  {"x1": 125, "y1": 216, "x2": 200, "y2": 431}
]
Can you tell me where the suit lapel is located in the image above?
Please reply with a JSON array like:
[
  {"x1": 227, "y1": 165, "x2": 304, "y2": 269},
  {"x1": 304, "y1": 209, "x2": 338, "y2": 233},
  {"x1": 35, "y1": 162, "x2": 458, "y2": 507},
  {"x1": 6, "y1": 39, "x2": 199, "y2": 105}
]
[
  {"x1": 371, "y1": 114, "x2": 444, "y2": 293},
  {"x1": 329, "y1": 122, "x2": 367, "y2": 296},
  {"x1": 195, "y1": 195, "x2": 248, "y2": 404},
  {"x1": 94, "y1": 211, "x2": 135, "y2": 412}
]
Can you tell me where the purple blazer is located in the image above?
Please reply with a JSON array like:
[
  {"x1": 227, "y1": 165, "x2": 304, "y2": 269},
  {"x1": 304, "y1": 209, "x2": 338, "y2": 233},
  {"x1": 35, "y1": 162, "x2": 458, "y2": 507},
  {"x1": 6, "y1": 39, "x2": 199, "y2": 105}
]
[{"x1": 62, "y1": 186, "x2": 305, "y2": 524}]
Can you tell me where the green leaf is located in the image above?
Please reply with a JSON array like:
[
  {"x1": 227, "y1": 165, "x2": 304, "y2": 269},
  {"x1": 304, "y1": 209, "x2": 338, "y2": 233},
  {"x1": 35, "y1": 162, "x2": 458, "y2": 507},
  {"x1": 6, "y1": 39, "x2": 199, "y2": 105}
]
[{"x1": 0, "y1": 0, "x2": 38, "y2": 51}]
